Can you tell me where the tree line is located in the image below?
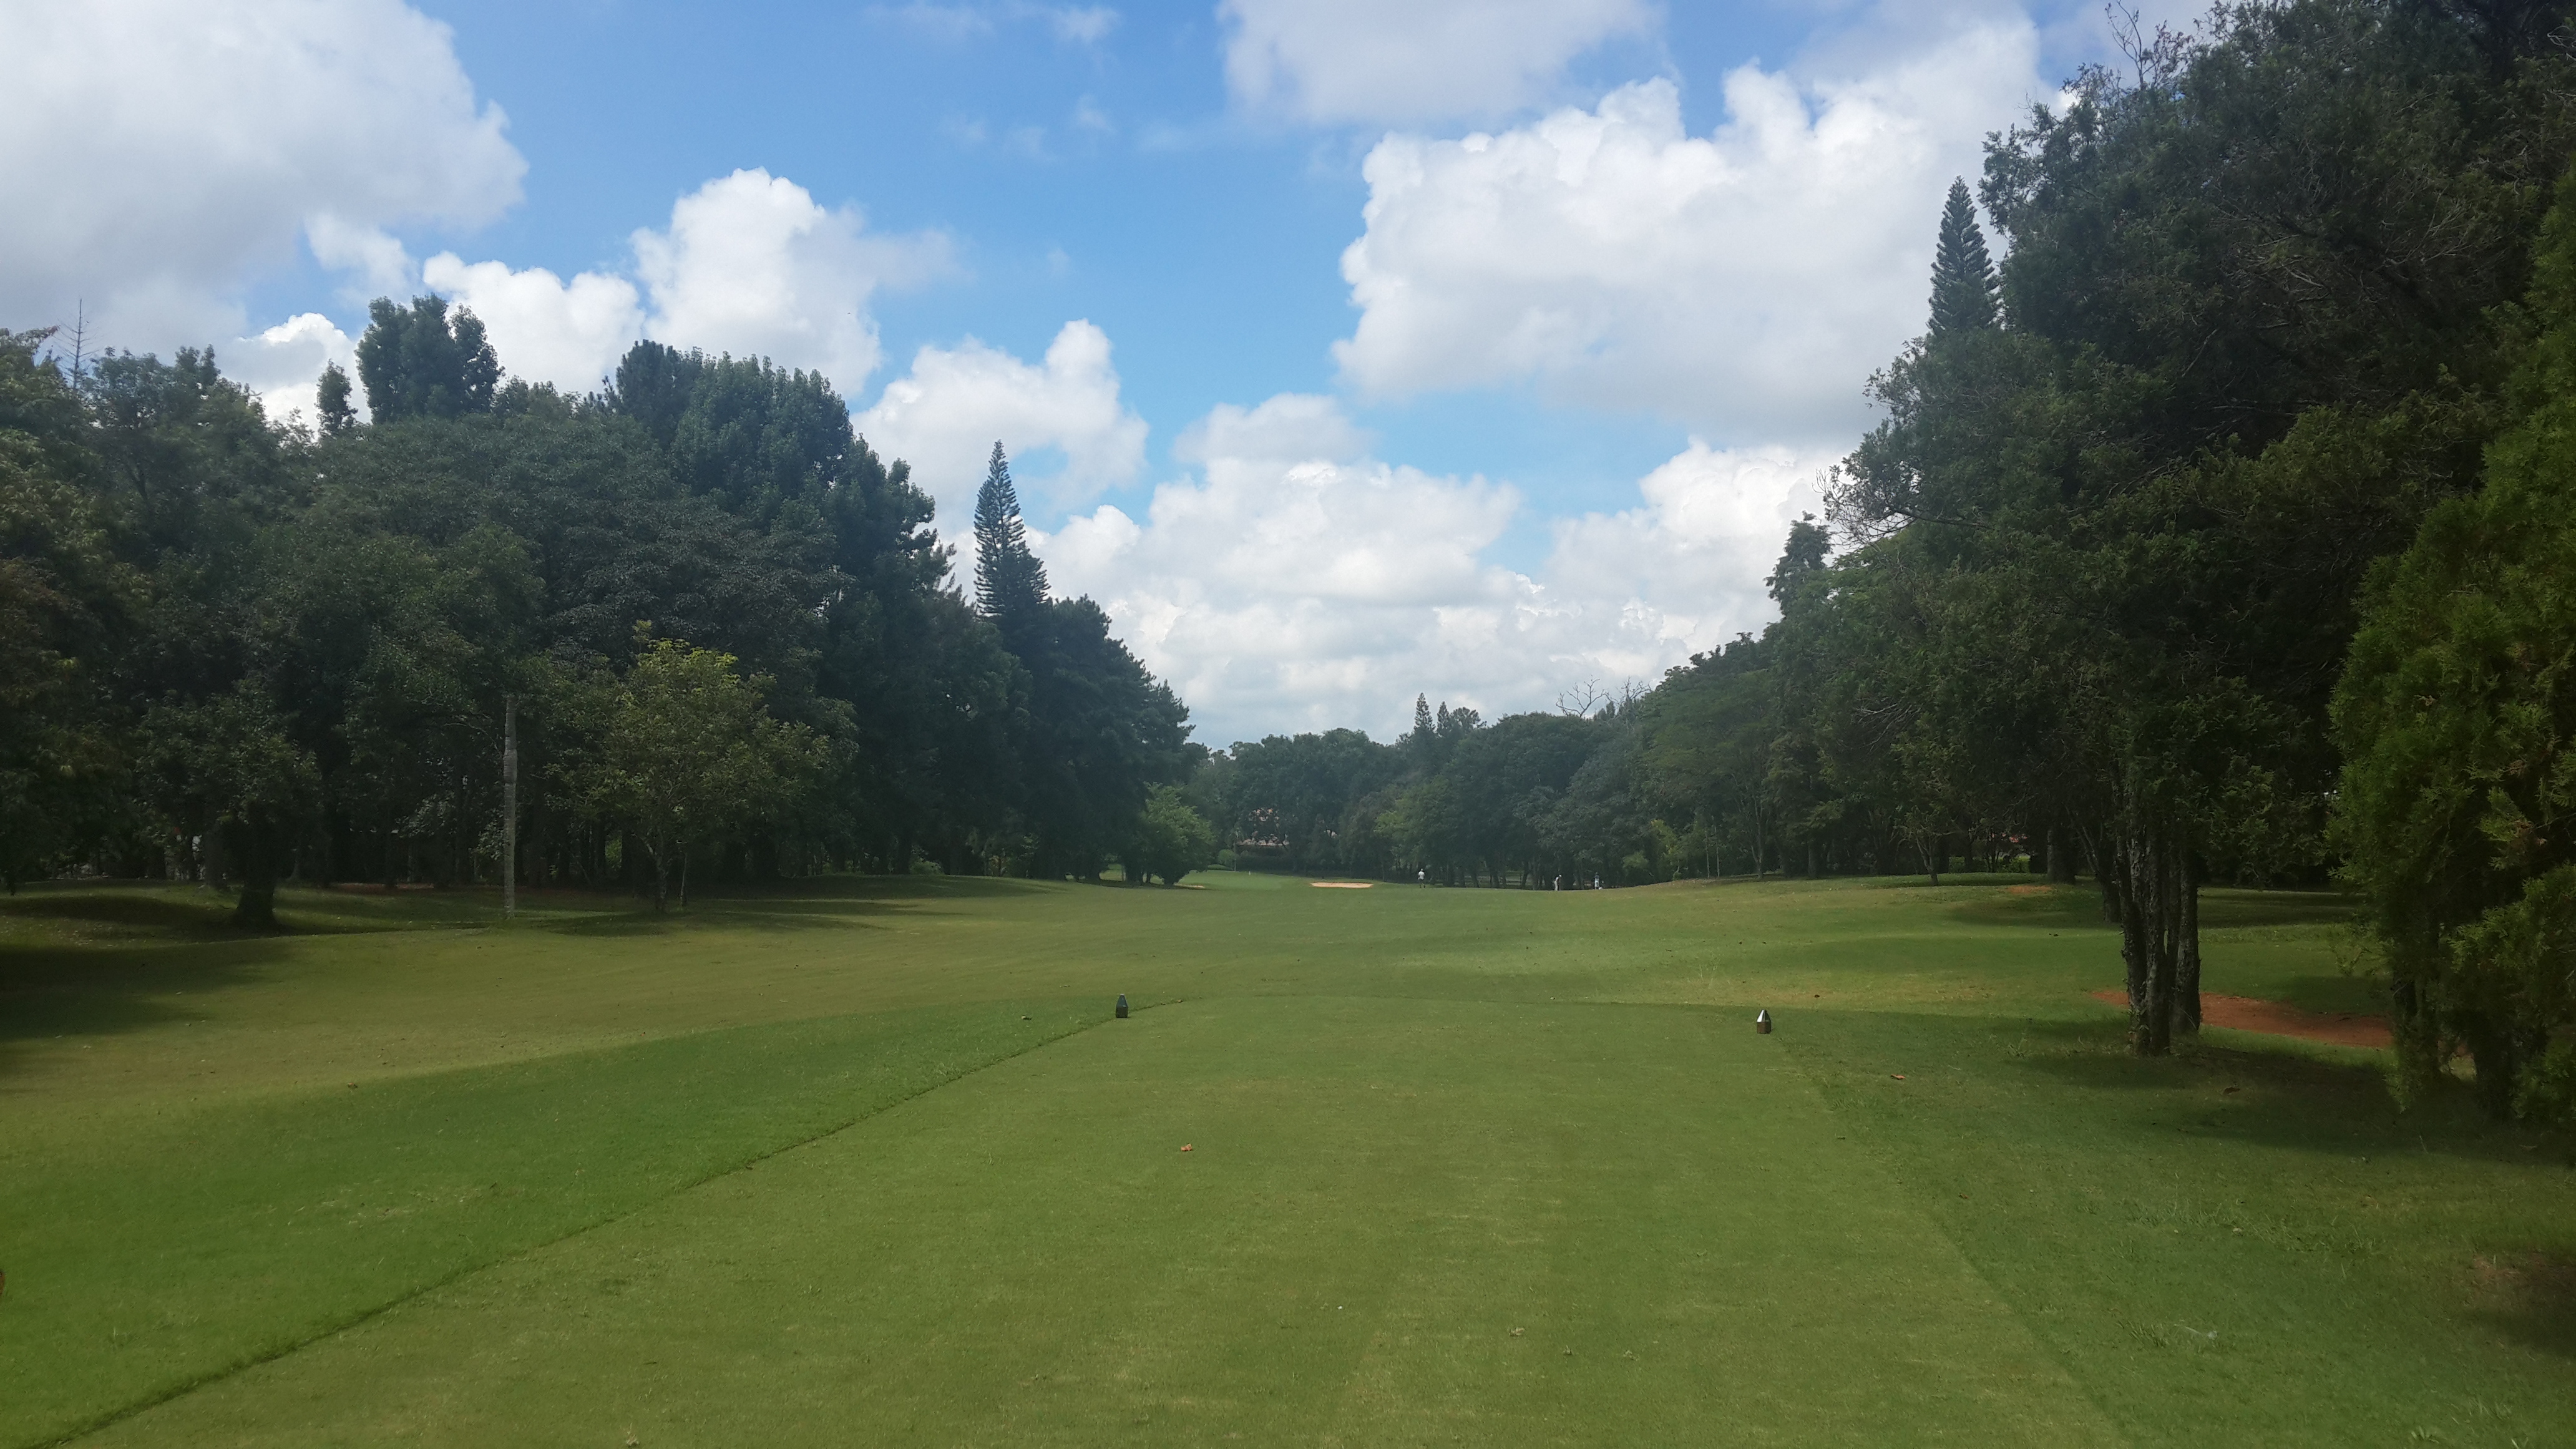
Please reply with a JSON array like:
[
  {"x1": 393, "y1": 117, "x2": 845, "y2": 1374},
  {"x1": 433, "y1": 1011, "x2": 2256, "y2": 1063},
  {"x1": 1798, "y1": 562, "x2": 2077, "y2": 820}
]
[
  {"x1": 1196, "y1": 0, "x2": 2576, "y2": 1121},
  {"x1": 2, "y1": 297, "x2": 1200, "y2": 924}
]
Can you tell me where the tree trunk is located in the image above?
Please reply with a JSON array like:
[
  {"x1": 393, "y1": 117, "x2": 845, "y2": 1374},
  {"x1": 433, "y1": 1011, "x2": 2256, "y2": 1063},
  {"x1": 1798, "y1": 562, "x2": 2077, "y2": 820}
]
[
  {"x1": 679, "y1": 845, "x2": 691, "y2": 909},
  {"x1": 228, "y1": 817, "x2": 280, "y2": 931},
  {"x1": 2047, "y1": 823, "x2": 2077, "y2": 884},
  {"x1": 2115, "y1": 819, "x2": 2185, "y2": 1056},
  {"x1": 2109, "y1": 826, "x2": 2144, "y2": 1027},
  {"x1": 2146, "y1": 834, "x2": 2180, "y2": 1056},
  {"x1": 652, "y1": 845, "x2": 670, "y2": 914}
]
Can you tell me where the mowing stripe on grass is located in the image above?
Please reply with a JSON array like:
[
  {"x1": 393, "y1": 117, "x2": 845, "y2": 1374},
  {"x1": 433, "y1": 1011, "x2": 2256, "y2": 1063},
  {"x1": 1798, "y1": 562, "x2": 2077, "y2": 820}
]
[
  {"x1": 80, "y1": 997, "x2": 2118, "y2": 1448},
  {"x1": 6, "y1": 1001, "x2": 1118, "y2": 1449}
]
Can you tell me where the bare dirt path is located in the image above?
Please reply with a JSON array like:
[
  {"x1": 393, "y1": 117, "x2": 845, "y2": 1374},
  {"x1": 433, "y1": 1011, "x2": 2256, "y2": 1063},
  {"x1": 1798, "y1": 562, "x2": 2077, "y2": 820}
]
[{"x1": 2088, "y1": 990, "x2": 2390, "y2": 1048}]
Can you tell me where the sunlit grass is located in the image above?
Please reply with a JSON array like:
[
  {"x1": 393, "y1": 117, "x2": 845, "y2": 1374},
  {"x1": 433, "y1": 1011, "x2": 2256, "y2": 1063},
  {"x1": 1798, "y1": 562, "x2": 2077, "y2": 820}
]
[{"x1": 1, "y1": 872, "x2": 2567, "y2": 1447}]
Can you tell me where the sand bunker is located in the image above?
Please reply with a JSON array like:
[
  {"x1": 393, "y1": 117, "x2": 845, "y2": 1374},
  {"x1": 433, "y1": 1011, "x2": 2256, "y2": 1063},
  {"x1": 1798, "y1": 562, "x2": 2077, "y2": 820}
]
[{"x1": 1309, "y1": 881, "x2": 1375, "y2": 889}]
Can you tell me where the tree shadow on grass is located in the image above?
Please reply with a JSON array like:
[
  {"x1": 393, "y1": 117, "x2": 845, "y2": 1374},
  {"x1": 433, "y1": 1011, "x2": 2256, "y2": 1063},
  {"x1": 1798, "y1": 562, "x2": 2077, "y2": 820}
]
[
  {"x1": 646, "y1": 876, "x2": 1076, "y2": 930},
  {"x1": 2000, "y1": 1019, "x2": 2573, "y2": 1169},
  {"x1": 2251, "y1": 971, "x2": 2389, "y2": 1018},
  {"x1": 2197, "y1": 888, "x2": 2359, "y2": 931},
  {"x1": 1, "y1": 891, "x2": 245, "y2": 934},
  {"x1": 0, "y1": 936, "x2": 295, "y2": 1084},
  {"x1": 2467, "y1": 1252, "x2": 2576, "y2": 1358},
  {"x1": 706, "y1": 875, "x2": 1068, "y2": 904},
  {"x1": 1944, "y1": 883, "x2": 2356, "y2": 935},
  {"x1": 524, "y1": 876, "x2": 1071, "y2": 936},
  {"x1": 1, "y1": 882, "x2": 549, "y2": 940}
]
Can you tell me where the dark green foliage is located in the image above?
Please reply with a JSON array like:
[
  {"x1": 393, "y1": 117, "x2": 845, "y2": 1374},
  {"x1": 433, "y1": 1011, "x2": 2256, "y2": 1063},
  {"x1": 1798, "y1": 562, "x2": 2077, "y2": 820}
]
[
  {"x1": 1777, "y1": 0, "x2": 2576, "y2": 1057},
  {"x1": 1125, "y1": 784, "x2": 1214, "y2": 884},
  {"x1": 1926, "y1": 179, "x2": 1999, "y2": 336},
  {"x1": 6, "y1": 307, "x2": 1193, "y2": 902},
  {"x1": 0, "y1": 329, "x2": 137, "y2": 889},
  {"x1": 606, "y1": 342, "x2": 855, "y2": 522},
  {"x1": 2334, "y1": 161, "x2": 2576, "y2": 1117},
  {"x1": 972, "y1": 442, "x2": 1048, "y2": 629},
  {"x1": 356, "y1": 295, "x2": 499, "y2": 423},
  {"x1": 555, "y1": 635, "x2": 824, "y2": 910},
  {"x1": 316, "y1": 362, "x2": 356, "y2": 437},
  {"x1": 1205, "y1": 704, "x2": 1653, "y2": 888},
  {"x1": 1496, "y1": 0, "x2": 2576, "y2": 1081},
  {"x1": 1219, "y1": 728, "x2": 1408, "y2": 874},
  {"x1": 83, "y1": 344, "x2": 294, "y2": 556},
  {"x1": 1013, "y1": 596, "x2": 1193, "y2": 877},
  {"x1": 1765, "y1": 514, "x2": 1830, "y2": 612},
  {"x1": 140, "y1": 686, "x2": 323, "y2": 929}
]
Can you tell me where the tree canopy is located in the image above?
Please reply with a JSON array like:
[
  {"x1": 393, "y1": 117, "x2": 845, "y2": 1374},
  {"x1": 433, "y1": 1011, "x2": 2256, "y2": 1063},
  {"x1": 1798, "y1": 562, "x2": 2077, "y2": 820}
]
[{"x1": 0, "y1": 304, "x2": 1196, "y2": 905}]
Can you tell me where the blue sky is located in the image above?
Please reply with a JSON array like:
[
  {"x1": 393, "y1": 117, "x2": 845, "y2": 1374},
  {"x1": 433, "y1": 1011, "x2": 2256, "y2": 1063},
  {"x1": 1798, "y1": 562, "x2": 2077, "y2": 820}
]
[{"x1": 4, "y1": 0, "x2": 2183, "y2": 744}]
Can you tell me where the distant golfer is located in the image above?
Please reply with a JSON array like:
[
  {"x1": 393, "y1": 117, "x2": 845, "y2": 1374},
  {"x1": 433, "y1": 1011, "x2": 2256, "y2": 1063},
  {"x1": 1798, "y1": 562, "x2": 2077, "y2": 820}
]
[{"x1": 1418, "y1": 867, "x2": 1427, "y2": 886}]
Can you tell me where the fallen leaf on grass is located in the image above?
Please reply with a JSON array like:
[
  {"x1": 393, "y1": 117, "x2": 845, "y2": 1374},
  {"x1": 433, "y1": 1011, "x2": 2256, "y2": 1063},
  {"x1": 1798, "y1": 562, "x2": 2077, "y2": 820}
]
[
  {"x1": 1180, "y1": 1144, "x2": 1193, "y2": 1153},
  {"x1": 1891, "y1": 1074, "x2": 1906, "y2": 1080}
]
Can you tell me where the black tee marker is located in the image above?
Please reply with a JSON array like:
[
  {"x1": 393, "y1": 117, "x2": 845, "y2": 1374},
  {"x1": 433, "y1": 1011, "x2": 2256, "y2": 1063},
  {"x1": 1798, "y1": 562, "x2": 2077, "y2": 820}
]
[{"x1": 1116, "y1": 994, "x2": 1129, "y2": 1019}]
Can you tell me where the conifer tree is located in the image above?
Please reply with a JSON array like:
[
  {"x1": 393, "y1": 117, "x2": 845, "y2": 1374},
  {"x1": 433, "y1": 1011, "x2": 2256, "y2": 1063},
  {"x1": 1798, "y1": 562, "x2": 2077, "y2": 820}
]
[
  {"x1": 972, "y1": 441, "x2": 1048, "y2": 625},
  {"x1": 1927, "y1": 178, "x2": 2001, "y2": 336}
]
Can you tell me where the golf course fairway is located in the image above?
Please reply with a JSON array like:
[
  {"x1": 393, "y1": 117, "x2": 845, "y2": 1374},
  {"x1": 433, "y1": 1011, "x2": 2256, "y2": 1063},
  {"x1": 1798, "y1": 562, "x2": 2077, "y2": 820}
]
[{"x1": 2, "y1": 873, "x2": 2569, "y2": 1446}]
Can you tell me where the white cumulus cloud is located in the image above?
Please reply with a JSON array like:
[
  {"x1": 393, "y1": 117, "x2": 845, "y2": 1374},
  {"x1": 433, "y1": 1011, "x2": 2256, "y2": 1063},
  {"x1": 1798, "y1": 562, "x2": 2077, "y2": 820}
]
[
  {"x1": 0, "y1": 0, "x2": 523, "y2": 353},
  {"x1": 251, "y1": 168, "x2": 949, "y2": 407},
  {"x1": 1538, "y1": 441, "x2": 1830, "y2": 662},
  {"x1": 1042, "y1": 395, "x2": 1825, "y2": 745},
  {"x1": 1334, "y1": 21, "x2": 2041, "y2": 441},
  {"x1": 635, "y1": 169, "x2": 954, "y2": 396},
  {"x1": 421, "y1": 256, "x2": 645, "y2": 396},
  {"x1": 1221, "y1": 0, "x2": 1656, "y2": 125},
  {"x1": 225, "y1": 313, "x2": 358, "y2": 428},
  {"x1": 1174, "y1": 392, "x2": 1373, "y2": 472},
  {"x1": 857, "y1": 320, "x2": 1149, "y2": 526}
]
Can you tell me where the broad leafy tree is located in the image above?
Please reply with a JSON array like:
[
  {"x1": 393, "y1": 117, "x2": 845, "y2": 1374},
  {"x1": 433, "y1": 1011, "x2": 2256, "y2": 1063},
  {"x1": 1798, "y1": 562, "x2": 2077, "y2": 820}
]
[
  {"x1": 558, "y1": 635, "x2": 822, "y2": 911},
  {"x1": 355, "y1": 295, "x2": 499, "y2": 422}
]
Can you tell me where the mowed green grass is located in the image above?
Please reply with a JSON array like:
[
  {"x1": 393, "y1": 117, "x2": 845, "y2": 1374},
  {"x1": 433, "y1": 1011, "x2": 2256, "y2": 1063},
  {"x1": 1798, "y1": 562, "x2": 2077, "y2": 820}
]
[{"x1": 1, "y1": 873, "x2": 2569, "y2": 1447}]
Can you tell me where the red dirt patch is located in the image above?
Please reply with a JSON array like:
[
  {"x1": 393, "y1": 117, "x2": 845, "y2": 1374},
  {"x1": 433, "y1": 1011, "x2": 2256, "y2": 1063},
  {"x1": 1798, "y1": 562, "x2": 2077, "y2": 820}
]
[
  {"x1": 2088, "y1": 989, "x2": 2391, "y2": 1048},
  {"x1": 2004, "y1": 884, "x2": 2052, "y2": 896}
]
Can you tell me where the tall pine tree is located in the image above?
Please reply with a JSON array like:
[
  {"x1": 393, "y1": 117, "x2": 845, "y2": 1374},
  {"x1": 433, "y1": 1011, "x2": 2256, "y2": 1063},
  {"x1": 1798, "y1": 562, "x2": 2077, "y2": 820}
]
[
  {"x1": 973, "y1": 442, "x2": 1048, "y2": 626},
  {"x1": 1926, "y1": 178, "x2": 2001, "y2": 336}
]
